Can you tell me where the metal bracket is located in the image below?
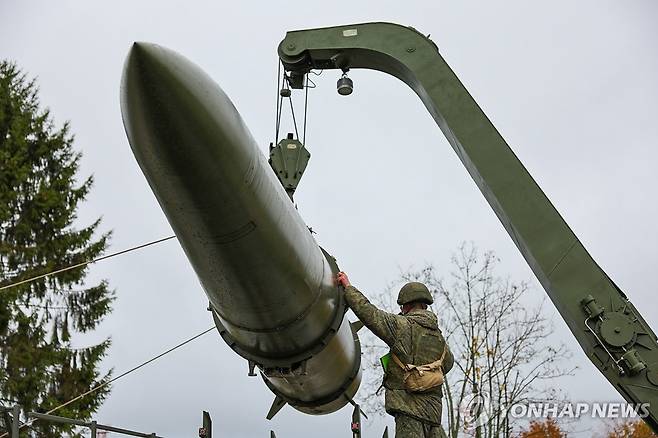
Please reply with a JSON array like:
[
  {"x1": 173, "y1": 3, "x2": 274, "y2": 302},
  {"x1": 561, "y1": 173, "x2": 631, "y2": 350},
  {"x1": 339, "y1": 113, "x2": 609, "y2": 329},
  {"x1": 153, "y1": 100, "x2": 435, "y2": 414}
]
[
  {"x1": 269, "y1": 134, "x2": 310, "y2": 200},
  {"x1": 581, "y1": 295, "x2": 646, "y2": 376},
  {"x1": 582, "y1": 295, "x2": 625, "y2": 375},
  {"x1": 621, "y1": 349, "x2": 647, "y2": 375},
  {"x1": 581, "y1": 295, "x2": 604, "y2": 318}
]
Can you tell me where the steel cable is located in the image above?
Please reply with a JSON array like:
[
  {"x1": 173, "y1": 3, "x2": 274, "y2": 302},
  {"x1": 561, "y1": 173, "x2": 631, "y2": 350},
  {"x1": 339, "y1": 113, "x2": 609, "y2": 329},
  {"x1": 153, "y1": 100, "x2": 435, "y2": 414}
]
[
  {"x1": 0, "y1": 235, "x2": 177, "y2": 292},
  {"x1": 0, "y1": 326, "x2": 215, "y2": 437}
]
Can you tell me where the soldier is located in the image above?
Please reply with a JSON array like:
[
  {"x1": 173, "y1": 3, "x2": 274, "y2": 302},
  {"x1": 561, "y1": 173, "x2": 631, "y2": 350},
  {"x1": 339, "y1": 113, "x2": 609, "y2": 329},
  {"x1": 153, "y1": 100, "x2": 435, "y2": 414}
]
[{"x1": 336, "y1": 271, "x2": 453, "y2": 438}]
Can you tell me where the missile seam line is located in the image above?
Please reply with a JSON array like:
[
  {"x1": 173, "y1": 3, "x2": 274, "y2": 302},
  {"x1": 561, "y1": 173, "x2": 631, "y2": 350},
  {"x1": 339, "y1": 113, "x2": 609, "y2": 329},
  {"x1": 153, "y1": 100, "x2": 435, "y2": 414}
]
[
  {"x1": 209, "y1": 249, "x2": 344, "y2": 344},
  {"x1": 210, "y1": 286, "x2": 328, "y2": 333},
  {"x1": 212, "y1": 221, "x2": 256, "y2": 244}
]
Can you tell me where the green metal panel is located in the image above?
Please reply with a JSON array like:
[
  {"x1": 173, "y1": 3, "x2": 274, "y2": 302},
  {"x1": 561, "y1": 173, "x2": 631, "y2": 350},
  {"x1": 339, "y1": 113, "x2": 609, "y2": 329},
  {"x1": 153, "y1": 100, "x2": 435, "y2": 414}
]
[{"x1": 278, "y1": 22, "x2": 658, "y2": 431}]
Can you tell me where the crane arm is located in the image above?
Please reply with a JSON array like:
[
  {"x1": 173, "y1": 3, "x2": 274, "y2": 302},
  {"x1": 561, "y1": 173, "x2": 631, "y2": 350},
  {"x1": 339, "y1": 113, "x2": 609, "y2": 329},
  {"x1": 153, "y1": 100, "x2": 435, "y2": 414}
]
[{"x1": 278, "y1": 22, "x2": 658, "y2": 430}]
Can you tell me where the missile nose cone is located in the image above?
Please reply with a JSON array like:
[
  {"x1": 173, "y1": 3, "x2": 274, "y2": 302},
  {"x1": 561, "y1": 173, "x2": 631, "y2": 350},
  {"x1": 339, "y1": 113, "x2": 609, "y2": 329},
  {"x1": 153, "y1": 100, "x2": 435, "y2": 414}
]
[
  {"x1": 125, "y1": 41, "x2": 170, "y2": 66},
  {"x1": 120, "y1": 42, "x2": 169, "y2": 140},
  {"x1": 121, "y1": 41, "x2": 180, "y2": 122},
  {"x1": 122, "y1": 42, "x2": 168, "y2": 86},
  {"x1": 127, "y1": 41, "x2": 152, "y2": 58},
  {"x1": 120, "y1": 40, "x2": 253, "y2": 186},
  {"x1": 129, "y1": 41, "x2": 152, "y2": 53},
  {"x1": 122, "y1": 41, "x2": 161, "y2": 86}
]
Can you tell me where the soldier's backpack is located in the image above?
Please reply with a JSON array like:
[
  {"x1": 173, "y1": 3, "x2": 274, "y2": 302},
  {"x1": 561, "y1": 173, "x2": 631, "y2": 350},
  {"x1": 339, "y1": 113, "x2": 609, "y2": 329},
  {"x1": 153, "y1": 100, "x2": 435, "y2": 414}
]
[{"x1": 391, "y1": 348, "x2": 447, "y2": 392}]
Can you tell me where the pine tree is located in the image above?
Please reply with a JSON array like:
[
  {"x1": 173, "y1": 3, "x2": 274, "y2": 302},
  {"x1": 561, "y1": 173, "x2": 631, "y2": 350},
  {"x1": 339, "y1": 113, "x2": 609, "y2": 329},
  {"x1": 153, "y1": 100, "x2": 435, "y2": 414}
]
[{"x1": 0, "y1": 61, "x2": 114, "y2": 436}]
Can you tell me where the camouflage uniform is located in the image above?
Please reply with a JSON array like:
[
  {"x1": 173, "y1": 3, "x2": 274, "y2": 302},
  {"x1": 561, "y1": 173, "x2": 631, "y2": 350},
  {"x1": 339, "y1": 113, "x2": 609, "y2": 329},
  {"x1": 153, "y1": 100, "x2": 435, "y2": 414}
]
[
  {"x1": 395, "y1": 415, "x2": 444, "y2": 438},
  {"x1": 344, "y1": 285, "x2": 453, "y2": 438}
]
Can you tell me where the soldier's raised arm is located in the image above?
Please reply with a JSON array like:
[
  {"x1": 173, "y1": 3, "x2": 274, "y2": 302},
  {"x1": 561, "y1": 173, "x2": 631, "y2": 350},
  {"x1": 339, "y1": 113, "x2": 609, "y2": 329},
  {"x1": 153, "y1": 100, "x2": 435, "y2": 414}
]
[
  {"x1": 442, "y1": 342, "x2": 454, "y2": 374},
  {"x1": 336, "y1": 272, "x2": 402, "y2": 346}
]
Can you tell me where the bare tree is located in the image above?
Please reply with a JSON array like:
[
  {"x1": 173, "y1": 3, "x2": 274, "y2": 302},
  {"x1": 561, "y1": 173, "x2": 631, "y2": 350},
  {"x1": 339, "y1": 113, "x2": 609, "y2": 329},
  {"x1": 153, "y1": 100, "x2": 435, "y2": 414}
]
[
  {"x1": 604, "y1": 419, "x2": 658, "y2": 438},
  {"x1": 355, "y1": 243, "x2": 576, "y2": 437}
]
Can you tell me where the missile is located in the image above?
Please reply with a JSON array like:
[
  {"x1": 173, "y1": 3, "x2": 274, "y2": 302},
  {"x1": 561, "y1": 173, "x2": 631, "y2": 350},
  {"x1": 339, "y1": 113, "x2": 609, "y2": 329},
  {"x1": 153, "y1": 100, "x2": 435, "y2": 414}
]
[{"x1": 120, "y1": 43, "x2": 361, "y2": 417}]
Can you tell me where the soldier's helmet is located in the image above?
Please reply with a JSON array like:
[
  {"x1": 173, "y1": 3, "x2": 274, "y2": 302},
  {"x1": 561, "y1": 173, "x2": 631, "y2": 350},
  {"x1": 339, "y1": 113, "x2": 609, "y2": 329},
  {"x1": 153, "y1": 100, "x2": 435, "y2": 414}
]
[{"x1": 397, "y1": 282, "x2": 433, "y2": 305}]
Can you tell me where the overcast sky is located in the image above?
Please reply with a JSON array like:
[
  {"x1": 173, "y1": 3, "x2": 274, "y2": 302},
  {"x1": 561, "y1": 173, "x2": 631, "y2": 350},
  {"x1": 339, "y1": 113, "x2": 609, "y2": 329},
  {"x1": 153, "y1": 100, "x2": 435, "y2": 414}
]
[{"x1": 2, "y1": 1, "x2": 657, "y2": 437}]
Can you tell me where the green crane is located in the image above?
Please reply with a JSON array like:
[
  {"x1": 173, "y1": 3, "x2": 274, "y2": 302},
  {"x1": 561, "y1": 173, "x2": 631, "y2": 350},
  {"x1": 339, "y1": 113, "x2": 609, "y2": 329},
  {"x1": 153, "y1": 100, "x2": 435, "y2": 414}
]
[{"x1": 277, "y1": 22, "x2": 658, "y2": 432}]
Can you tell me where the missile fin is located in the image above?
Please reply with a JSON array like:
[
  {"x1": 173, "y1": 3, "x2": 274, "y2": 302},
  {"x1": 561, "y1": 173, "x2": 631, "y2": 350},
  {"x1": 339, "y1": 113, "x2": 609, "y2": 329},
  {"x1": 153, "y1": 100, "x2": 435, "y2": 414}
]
[
  {"x1": 350, "y1": 320, "x2": 365, "y2": 333},
  {"x1": 266, "y1": 395, "x2": 287, "y2": 420}
]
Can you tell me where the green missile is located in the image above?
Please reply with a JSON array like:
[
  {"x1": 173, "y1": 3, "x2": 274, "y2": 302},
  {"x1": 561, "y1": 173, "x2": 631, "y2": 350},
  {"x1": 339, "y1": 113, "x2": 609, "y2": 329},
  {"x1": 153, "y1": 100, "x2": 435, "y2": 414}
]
[{"x1": 120, "y1": 43, "x2": 361, "y2": 416}]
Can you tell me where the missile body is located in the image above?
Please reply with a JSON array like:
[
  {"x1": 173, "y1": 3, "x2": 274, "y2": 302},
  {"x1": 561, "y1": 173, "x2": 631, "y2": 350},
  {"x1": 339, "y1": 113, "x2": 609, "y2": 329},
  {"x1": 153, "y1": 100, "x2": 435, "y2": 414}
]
[{"x1": 120, "y1": 43, "x2": 361, "y2": 415}]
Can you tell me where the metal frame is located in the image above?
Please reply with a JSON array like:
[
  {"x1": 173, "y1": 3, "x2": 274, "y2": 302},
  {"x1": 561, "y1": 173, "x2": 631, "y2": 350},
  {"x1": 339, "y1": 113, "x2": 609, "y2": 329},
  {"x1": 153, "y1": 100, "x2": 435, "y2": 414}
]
[
  {"x1": 1, "y1": 405, "x2": 387, "y2": 437},
  {"x1": 0, "y1": 405, "x2": 163, "y2": 438}
]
